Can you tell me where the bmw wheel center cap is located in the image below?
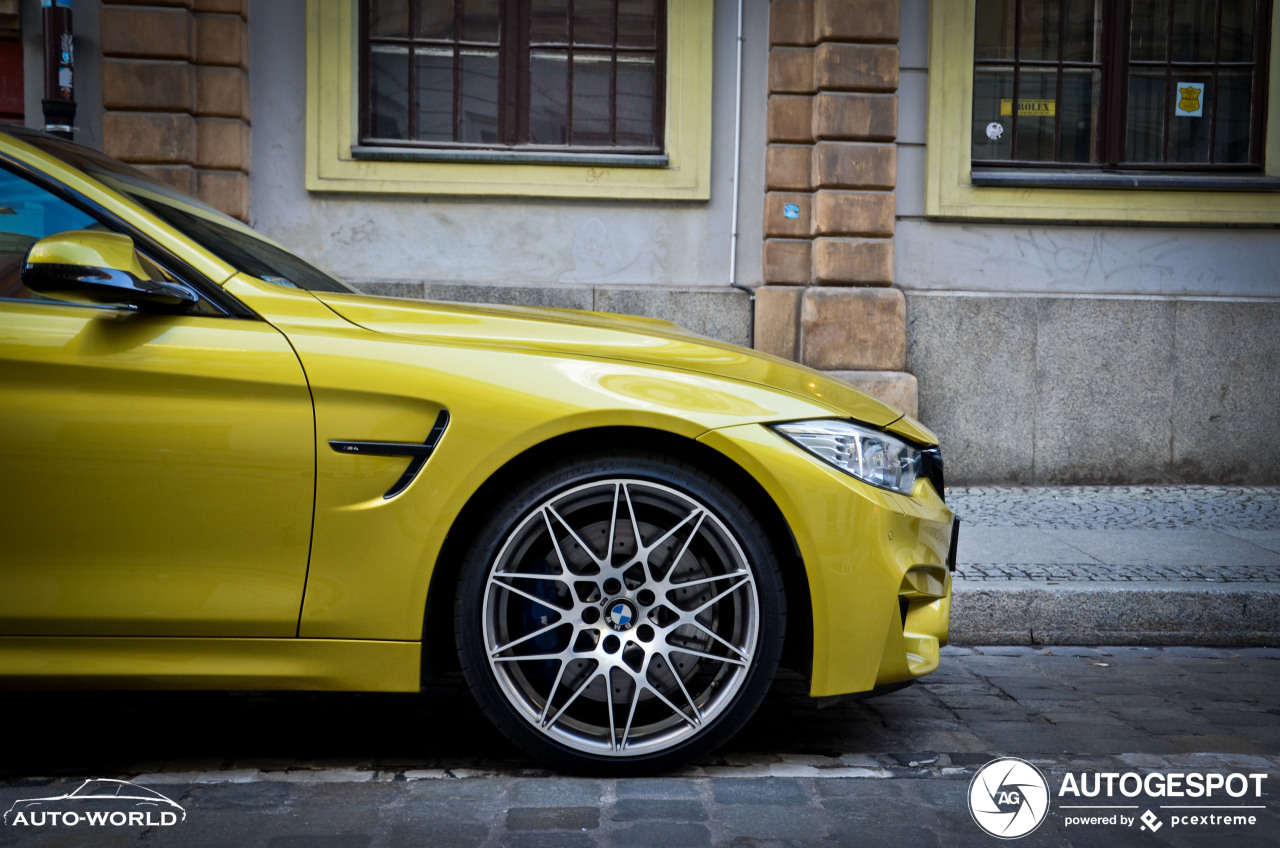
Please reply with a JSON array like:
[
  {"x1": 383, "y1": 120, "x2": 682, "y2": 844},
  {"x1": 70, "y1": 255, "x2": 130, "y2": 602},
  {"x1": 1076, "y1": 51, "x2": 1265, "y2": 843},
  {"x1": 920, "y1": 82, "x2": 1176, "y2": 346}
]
[{"x1": 605, "y1": 599, "x2": 637, "y2": 631}]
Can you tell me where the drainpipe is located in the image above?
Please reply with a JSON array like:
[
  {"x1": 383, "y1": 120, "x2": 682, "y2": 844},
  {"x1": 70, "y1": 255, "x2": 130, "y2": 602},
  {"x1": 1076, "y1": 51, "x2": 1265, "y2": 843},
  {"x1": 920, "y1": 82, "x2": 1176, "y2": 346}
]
[
  {"x1": 726, "y1": 0, "x2": 755, "y2": 347},
  {"x1": 41, "y1": 0, "x2": 75, "y2": 139}
]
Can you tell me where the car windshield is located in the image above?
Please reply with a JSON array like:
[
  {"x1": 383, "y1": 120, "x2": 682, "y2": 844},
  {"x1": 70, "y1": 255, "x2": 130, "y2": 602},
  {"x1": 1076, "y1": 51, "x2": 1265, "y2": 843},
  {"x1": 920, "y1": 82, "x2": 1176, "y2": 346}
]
[{"x1": 12, "y1": 130, "x2": 356, "y2": 294}]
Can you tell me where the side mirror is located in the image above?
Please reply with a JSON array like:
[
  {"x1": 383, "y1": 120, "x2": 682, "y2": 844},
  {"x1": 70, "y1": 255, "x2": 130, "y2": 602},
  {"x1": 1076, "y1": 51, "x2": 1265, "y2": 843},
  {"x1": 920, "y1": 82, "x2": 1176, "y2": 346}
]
[{"x1": 21, "y1": 230, "x2": 199, "y2": 309}]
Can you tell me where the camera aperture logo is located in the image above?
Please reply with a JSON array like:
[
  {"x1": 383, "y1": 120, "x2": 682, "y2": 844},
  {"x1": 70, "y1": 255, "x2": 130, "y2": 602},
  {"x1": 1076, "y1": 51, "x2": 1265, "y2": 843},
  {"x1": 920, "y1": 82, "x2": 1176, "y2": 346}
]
[
  {"x1": 969, "y1": 757, "x2": 1051, "y2": 839},
  {"x1": 4, "y1": 778, "x2": 185, "y2": 829}
]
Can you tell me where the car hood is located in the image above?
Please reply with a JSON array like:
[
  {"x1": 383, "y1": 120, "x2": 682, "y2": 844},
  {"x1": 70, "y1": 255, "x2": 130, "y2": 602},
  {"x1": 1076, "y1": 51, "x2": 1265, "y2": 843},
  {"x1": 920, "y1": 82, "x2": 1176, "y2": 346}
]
[{"x1": 315, "y1": 292, "x2": 911, "y2": 431}]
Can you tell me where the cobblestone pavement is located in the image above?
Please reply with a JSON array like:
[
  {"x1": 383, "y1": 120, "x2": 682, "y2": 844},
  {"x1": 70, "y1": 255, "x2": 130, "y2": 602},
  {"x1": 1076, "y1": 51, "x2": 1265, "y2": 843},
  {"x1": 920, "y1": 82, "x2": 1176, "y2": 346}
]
[
  {"x1": 948, "y1": 487, "x2": 1280, "y2": 585},
  {"x1": 2, "y1": 648, "x2": 1277, "y2": 846},
  {"x1": 949, "y1": 486, "x2": 1280, "y2": 531}
]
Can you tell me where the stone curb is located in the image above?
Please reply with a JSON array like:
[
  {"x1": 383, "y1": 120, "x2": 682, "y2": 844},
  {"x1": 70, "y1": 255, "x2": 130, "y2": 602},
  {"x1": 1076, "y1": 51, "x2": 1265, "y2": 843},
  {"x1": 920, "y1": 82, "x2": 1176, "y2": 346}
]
[{"x1": 950, "y1": 580, "x2": 1280, "y2": 647}]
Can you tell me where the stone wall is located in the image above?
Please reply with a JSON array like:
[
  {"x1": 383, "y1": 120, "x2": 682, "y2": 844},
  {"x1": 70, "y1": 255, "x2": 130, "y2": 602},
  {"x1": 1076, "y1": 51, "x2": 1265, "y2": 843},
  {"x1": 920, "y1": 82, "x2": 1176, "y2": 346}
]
[
  {"x1": 100, "y1": 0, "x2": 250, "y2": 220},
  {"x1": 907, "y1": 293, "x2": 1280, "y2": 484},
  {"x1": 754, "y1": 0, "x2": 917, "y2": 416}
]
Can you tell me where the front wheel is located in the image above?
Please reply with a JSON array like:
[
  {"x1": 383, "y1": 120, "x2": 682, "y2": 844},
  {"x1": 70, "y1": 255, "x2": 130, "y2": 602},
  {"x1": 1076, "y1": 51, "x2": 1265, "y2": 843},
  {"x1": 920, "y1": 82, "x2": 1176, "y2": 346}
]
[{"x1": 455, "y1": 452, "x2": 785, "y2": 774}]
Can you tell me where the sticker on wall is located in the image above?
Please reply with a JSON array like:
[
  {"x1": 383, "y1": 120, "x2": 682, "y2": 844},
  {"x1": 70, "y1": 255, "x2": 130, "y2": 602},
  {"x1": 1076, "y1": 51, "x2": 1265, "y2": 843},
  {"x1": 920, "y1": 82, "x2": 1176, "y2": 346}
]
[
  {"x1": 986, "y1": 122, "x2": 1004, "y2": 141},
  {"x1": 783, "y1": 203, "x2": 800, "y2": 219},
  {"x1": 999, "y1": 98, "x2": 1056, "y2": 117},
  {"x1": 1175, "y1": 82, "x2": 1205, "y2": 117}
]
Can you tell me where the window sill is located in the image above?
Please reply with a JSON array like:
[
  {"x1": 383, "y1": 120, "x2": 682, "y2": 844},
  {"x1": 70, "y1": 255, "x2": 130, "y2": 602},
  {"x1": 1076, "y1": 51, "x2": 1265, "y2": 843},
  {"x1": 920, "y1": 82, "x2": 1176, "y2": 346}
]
[
  {"x1": 971, "y1": 170, "x2": 1280, "y2": 192},
  {"x1": 351, "y1": 146, "x2": 670, "y2": 168}
]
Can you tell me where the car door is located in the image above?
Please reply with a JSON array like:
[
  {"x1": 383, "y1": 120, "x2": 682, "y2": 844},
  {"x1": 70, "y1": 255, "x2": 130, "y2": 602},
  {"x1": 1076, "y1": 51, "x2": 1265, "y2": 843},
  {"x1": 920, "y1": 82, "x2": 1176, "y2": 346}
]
[{"x1": 0, "y1": 164, "x2": 315, "y2": 637}]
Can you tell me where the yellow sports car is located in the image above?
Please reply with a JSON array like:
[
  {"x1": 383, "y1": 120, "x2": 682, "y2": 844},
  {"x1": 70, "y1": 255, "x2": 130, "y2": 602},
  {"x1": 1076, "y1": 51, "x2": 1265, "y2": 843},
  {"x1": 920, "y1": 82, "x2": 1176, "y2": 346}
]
[{"x1": 0, "y1": 126, "x2": 955, "y2": 773}]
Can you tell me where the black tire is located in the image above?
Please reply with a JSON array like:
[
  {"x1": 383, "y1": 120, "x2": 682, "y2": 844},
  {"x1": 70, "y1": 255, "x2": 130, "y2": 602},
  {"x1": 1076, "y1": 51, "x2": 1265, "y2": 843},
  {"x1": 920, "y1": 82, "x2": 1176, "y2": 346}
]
[{"x1": 454, "y1": 449, "x2": 785, "y2": 775}]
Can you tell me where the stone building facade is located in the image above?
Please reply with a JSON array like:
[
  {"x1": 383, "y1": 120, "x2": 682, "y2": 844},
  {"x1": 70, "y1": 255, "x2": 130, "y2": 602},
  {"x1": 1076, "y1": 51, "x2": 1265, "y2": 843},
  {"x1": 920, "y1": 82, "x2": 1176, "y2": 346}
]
[{"x1": 9, "y1": 0, "x2": 1279, "y2": 483}]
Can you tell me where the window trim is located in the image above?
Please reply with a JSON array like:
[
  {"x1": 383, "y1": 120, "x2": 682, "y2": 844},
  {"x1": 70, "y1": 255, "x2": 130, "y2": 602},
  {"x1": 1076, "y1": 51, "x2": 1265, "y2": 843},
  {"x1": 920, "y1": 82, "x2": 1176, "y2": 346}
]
[
  {"x1": 926, "y1": 0, "x2": 1280, "y2": 224},
  {"x1": 306, "y1": 0, "x2": 712, "y2": 199}
]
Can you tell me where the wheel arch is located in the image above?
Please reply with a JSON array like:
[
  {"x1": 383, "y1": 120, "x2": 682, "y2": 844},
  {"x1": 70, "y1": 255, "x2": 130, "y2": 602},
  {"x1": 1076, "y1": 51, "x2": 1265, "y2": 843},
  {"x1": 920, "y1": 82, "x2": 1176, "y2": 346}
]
[{"x1": 420, "y1": 425, "x2": 812, "y2": 685}]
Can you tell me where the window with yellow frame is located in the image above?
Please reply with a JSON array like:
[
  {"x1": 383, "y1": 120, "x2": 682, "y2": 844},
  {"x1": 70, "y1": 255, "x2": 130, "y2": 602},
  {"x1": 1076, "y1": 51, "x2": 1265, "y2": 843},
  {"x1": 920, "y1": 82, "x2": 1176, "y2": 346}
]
[
  {"x1": 927, "y1": 0, "x2": 1280, "y2": 223},
  {"x1": 306, "y1": 0, "x2": 713, "y2": 199}
]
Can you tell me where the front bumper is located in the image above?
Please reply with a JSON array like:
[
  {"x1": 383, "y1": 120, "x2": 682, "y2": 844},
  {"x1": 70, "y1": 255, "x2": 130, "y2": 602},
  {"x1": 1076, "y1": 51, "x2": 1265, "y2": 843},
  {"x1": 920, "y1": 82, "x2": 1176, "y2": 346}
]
[{"x1": 699, "y1": 424, "x2": 957, "y2": 698}]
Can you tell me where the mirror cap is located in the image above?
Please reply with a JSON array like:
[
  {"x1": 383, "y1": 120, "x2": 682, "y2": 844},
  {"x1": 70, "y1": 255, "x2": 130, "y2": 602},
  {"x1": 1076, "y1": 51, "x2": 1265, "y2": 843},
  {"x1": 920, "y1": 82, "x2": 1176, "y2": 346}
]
[{"x1": 23, "y1": 230, "x2": 199, "y2": 308}]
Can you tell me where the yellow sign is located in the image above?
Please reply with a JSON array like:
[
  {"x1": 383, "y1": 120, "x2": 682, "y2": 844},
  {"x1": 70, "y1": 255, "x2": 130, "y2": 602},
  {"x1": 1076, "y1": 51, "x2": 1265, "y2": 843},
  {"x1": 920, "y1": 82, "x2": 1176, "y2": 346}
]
[
  {"x1": 999, "y1": 98, "x2": 1056, "y2": 117},
  {"x1": 1176, "y1": 82, "x2": 1205, "y2": 117}
]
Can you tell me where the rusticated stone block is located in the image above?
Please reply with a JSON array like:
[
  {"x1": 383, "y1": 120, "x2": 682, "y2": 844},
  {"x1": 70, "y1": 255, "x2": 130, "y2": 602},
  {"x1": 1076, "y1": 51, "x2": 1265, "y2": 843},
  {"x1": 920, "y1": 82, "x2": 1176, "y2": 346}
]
[
  {"x1": 769, "y1": 47, "x2": 816, "y2": 94},
  {"x1": 102, "y1": 59, "x2": 193, "y2": 111},
  {"x1": 814, "y1": 43, "x2": 899, "y2": 91},
  {"x1": 196, "y1": 117, "x2": 250, "y2": 171},
  {"x1": 755, "y1": 286, "x2": 803, "y2": 360},
  {"x1": 801, "y1": 287, "x2": 906, "y2": 371},
  {"x1": 767, "y1": 95, "x2": 813, "y2": 143},
  {"x1": 103, "y1": 112, "x2": 194, "y2": 163},
  {"x1": 826, "y1": 370, "x2": 918, "y2": 417},
  {"x1": 766, "y1": 145, "x2": 814, "y2": 191},
  {"x1": 193, "y1": 0, "x2": 246, "y2": 14},
  {"x1": 195, "y1": 169, "x2": 249, "y2": 220},
  {"x1": 814, "y1": 0, "x2": 900, "y2": 43},
  {"x1": 131, "y1": 164, "x2": 195, "y2": 196},
  {"x1": 101, "y1": 7, "x2": 191, "y2": 60},
  {"x1": 194, "y1": 13, "x2": 248, "y2": 68},
  {"x1": 764, "y1": 191, "x2": 813, "y2": 238},
  {"x1": 101, "y1": 0, "x2": 194, "y2": 7},
  {"x1": 812, "y1": 141, "x2": 896, "y2": 189},
  {"x1": 814, "y1": 190, "x2": 895, "y2": 237},
  {"x1": 763, "y1": 239, "x2": 813, "y2": 285},
  {"x1": 770, "y1": 0, "x2": 815, "y2": 46},
  {"x1": 195, "y1": 65, "x2": 250, "y2": 119},
  {"x1": 812, "y1": 92, "x2": 896, "y2": 141},
  {"x1": 813, "y1": 237, "x2": 894, "y2": 285}
]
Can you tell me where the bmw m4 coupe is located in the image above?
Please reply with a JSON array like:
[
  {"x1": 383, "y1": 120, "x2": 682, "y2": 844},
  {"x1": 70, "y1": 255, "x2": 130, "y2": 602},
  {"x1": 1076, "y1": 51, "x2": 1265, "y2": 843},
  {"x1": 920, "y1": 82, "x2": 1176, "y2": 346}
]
[{"x1": 0, "y1": 126, "x2": 956, "y2": 773}]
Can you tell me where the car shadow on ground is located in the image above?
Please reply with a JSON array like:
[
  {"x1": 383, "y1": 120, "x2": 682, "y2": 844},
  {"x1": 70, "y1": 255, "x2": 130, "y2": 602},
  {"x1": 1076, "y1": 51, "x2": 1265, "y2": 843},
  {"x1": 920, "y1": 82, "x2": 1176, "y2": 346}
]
[{"x1": 0, "y1": 670, "x2": 907, "y2": 778}]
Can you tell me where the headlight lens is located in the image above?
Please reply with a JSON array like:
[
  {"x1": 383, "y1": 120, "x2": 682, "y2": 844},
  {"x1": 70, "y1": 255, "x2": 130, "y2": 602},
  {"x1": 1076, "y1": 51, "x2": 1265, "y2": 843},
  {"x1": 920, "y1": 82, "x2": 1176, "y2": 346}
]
[{"x1": 772, "y1": 419, "x2": 922, "y2": 496}]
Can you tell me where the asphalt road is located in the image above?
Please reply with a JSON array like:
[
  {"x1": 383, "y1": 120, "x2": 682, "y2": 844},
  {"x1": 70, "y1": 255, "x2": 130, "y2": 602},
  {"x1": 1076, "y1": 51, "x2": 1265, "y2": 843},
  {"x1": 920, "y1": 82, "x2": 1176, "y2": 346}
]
[{"x1": 2, "y1": 646, "x2": 1277, "y2": 846}]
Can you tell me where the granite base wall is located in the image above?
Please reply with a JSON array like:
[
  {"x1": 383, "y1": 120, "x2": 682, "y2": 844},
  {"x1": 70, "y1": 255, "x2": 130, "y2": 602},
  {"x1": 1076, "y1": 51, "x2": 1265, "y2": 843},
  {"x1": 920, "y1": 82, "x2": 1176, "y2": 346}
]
[{"x1": 907, "y1": 292, "x2": 1280, "y2": 484}]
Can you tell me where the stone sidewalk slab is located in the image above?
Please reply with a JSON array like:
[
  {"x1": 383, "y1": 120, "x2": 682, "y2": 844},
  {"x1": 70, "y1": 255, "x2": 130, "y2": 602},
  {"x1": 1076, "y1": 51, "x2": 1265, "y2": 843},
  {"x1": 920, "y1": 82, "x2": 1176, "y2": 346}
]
[{"x1": 948, "y1": 487, "x2": 1280, "y2": 646}]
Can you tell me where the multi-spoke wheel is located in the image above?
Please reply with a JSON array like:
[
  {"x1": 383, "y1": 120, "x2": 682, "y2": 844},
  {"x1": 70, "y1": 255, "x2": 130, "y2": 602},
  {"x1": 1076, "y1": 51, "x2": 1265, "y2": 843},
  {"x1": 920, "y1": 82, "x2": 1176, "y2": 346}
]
[{"x1": 455, "y1": 452, "x2": 784, "y2": 773}]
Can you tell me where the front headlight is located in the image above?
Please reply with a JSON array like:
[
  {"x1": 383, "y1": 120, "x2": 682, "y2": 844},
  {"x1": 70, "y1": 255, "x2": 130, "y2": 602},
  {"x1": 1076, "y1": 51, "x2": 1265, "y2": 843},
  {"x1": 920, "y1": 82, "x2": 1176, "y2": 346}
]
[{"x1": 772, "y1": 419, "x2": 922, "y2": 496}]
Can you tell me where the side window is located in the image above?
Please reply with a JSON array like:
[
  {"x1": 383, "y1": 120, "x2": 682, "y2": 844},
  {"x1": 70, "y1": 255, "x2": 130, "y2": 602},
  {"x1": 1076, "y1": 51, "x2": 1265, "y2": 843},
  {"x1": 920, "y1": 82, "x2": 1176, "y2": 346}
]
[{"x1": 0, "y1": 166, "x2": 101, "y2": 300}]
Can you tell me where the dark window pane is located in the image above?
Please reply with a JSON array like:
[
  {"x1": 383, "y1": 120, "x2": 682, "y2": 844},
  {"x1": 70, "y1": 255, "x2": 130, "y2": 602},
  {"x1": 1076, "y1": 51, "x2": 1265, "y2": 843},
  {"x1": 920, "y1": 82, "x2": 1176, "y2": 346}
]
[
  {"x1": 1061, "y1": 0, "x2": 1099, "y2": 61},
  {"x1": 415, "y1": 0, "x2": 453, "y2": 38},
  {"x1": 461, "y1": 0, "x2": 500, "y2": 43},
  {"x1": 370, "y1": 44, "x2": 410, "y2": 138},
  {"x1": 975, "y1": 0, "x2": 1015, "y2": 60},
  {"x1": 1019, "y1": 0, "x2": 1061, "y2": 61},
  {"x1": 1058, "y1": 68, "x2": 1099, "y2": 162},
  {"x1": 1013, "y1": 69, "x2": 1058, "y2": 159},
  {"x1": 972, "y1": 66, "x2": 1014, "y2": 159},
  {"x1": 1219, "y1": 0, "x2": 1257, "y2": 61},
  {"x1": 1214, "y1": 70, "x2": 1254, "y2": 162},
  {"x1": 1125, "y1": 70, "x2": 1166, "y2": 161},
  {"x1": 371, "y1": 0, "x2": 409, "y2": 37},
  {"x1": 530, "y1": 0, "x2": 569, "y2": 43},
  {"x1": 1130, "y1": 0, "x2": 1169, "y2": 61},
  {"x1": 616, "y1": 54, "x2": 656, "y2": 146},
  {"x1": 574, "y1": 0, "x2": 615, "y2": 46},
  {"x1": 414, "y1": 47, "x2": 454, "y2": 142},
  {"x1": 1170, "y1": 72, "x2": 1212, "y2": 162},
  {"x1": 529, "y1": 50, "x2": 569, "y2": 144},
  {"x1": 618, "y1": 0, "x2": 657, "y2": 48},
  {"x1": 1172, "y1": 0, "x2": 1216, "y2": 62},
  {"x1": 459, "y1": 49, "x2": 500, "y2": 142},
  {"x1": 572, "y1": 53, "x2": 612, "y2": 144}
]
